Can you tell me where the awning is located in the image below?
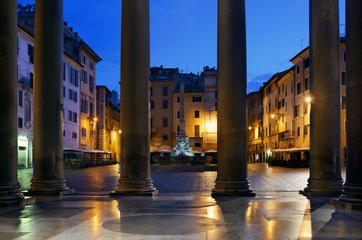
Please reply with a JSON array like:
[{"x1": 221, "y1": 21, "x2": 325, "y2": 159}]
[{"x1": 272, "y1": 147, "x2": 310, "y2": 153}]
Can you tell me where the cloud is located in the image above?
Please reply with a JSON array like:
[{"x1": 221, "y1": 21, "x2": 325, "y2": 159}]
[{"x1": 247, "y1": 72, "x2": 274, "y2": 93}]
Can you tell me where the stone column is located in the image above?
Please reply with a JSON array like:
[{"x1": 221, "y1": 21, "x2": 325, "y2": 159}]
[
  {"x1": 302, "y1": 0, "x2": 343, "y2": 196},
  {"x1": 212, "y1": 0, "x2": 254, "y2": 196},
  {"x1": 28, "y1": 0, "x2": 71, "y2": 195},
  {"x1": 336, "y1": 0, "x2": 362, "y2": 208},
  {"x1": 179, "y1": 80, "x2": 186, "y2": 136},
  {"x1": 111, "y1": 0, "x2": 157, "y2": 196},
  {"x1": 0, "y1": 0, "x2": 25, "y2": 206}
]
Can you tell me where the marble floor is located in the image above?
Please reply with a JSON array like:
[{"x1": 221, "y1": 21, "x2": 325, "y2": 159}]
[{"x1": 0, "y1": 192, "x2": 361, "y2": 240}]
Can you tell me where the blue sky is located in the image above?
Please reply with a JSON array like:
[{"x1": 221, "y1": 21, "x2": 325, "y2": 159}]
[{"x1": 18, "y1": 0, "x2": 346, "y2": 93}]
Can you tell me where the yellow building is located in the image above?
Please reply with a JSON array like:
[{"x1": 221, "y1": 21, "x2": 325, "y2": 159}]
[
  {"x1": 150, "y1": 66, "x2": 178, "y2": 149},
  {"x1": 96, "y1": 86, "x2": 121, "y2": 162},
  {"x1": 252, "y1": 39, "x2": 347, "y2": 166},
  {"x1": 173, "y1": 74, "x2": 205, "y2": 151},
  {"x1": 202, "y1": 67, "x2": 218, "y2": 151},
  {"x1": 247, "y1": 91, "x2": 264, "y2": 162}
]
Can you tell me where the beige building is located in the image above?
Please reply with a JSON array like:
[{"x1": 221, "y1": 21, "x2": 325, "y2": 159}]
[
  {"x1": 172, "y1": 73, "x2": 205, "y2": 151},
  {"x1": 202, "y1": 67, "x2": 218, "y2": 151},
  {"x1": 149, "y1": 66, "x2": 178, "y2": 149},
  {"x1": 79, "y1": 44, "x2": 102, "y2": 150},
  {"x1": 96, "y1": 86, "x2": 121, "y2": 162},
  {"x1": 247, "y1": 91, "x2": 263, "y2": 162},
  {"x1": 250, "y1": 39, "x2": 347, "y2": 165}
]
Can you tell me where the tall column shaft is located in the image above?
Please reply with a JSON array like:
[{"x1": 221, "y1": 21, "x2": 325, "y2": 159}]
[
  {"x1": 112, "y1": 0, "x2": 157, "y2": 196},
  {"x1": 0, "y1": 0, "x2": 24, "y2": 205},
  {"x1": 179, "y1": 81, "x2": 186, "y2": 136},
  {"x1": 29, "y1": 0, "x2": 70, "y2": 194},
  {"x1": 303, "y1": 0, "x2": 343, "y2": 196},
  {"x1": 212, "y1": 0, "x2": 254, "y2": 196},
  {"x1": 338, "y1": 0, "x2": 362, "y2": 206}
]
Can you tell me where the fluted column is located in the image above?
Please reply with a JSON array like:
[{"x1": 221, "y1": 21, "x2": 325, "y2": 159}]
[
  {"x1": 0, "y1": 0, "x2": 25, "y2": 206},
  {"x1": 302, "y1": 0, "x2": 343, "y2": 196},
  {"x1": 28, "y1": 0, "x2": 71, "y2": 195},
  {"x1": 336, "y1": 0, "x2": 362, "y2": 208},
  {"x1": 111, "y1": 0, "x2": 157, "y2": 196},
  {"x1": 212, "y1": 0, "x2": 254, "y2": 196}
]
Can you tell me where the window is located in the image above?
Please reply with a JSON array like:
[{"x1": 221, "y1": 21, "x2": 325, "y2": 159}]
[
  {"x1": 18, "y1": 117, "x2": 23, "y2": 128},
  {"x1": 343, "y1": 51, "x2": 346, "y2": 63},
  {"x1": 89, "y1": 100, "x2": 94, "y2": 116},
  {"x1": 89, "y1": 61, "x2": 94, "y2": 70},
  {"x1": 192, "y1": 96, "x2": 202, "y2": 102},
  {"x1": 63, "y1": 62, "x2": 66, "y2": 81},
  {"x1": 297, "y1": 126, "x2": 301, "y2": 137},
  {"x1": 304, "y1": 78, "x2": 309, "y2": 91},
  {"x1": 162, "y1": 118, "x2": 168, "y2": 127},
  {"x1": 162, "y1": 100, "x2": 168, "y2": 109},
  {"x1": 291, "y1": 82, "x2": 294, "y2": 93},
  {"x1": 63, "y1": 86, "x2": 66, "y2": 98},
  {"x1": 295, "y1": 104, "x2": 301, "y2": 117},
  {"x1": 18, "y1": 90, "x2": 23, "y2": 107},
  {"x1": 150, "y1": 100, "x2": 154, "y2": 109},
  {"x1": 296, "y1": 82, "x2": 302, "y2": 95},
  {"x1": 25, "y1": 100, "x2": 31, "y2": 122},
  {"x1": 69, "y1": 67, "x2": 78, "y2": 87},
  {"x1": 82, "y1": 70, "x2": 88, "y2": 83},
  {"x1": 304, "y1": 58, "x2": 310, "y2": 69},
  {"x1": 342, "y1": 96, "x2": 346, "y2": 110},
  {"x1": 28, "y1": 44, "x2": 34, "y2": 64},
  {"x1": 72, "y1": 132, "x2": 77, "y2": 139},
  {"x1": 177, "y1": 110, "x2": 180, "y2": 119},
  {"x1": 30, "y1": 72, "x2": 33, "y2": 88},
  {"x1": 82, "y1": 55, "x2": 87, "y2": 64},
  {"x1": 195, "y1": 125, "x2": 200, "y2": 137},
  {"x1": 162, "y1": 87, "x2": 168, "y2": 96},
  {"x1": 296, "y1": 64, "x2": 300, "y2": 74},
  {"x1": 195, "y1": 110, "x2": 200, "y2": 118},
  {"x1": 89, "y1": 75, "x2": 94, "y2": 92},
  {"x1": 177, "y1": 96, "x2": 180, "y2": 103},
  {"x1": 81, "y1": 95, "x2": 88, "y2": 113},
  {"x1": 285, "y1": 84, "x2": 288, "y2": 97},
  {"x1": 304, "y1": 125, "x2": 309, "y2": 136},
  {"x1": 150, "y1": 87, "x2": 153, "y2": 97},
  {"x1": 341, "y1": 72, "x2": 346, "y2": 85},
  {"x1": 162, "y1": 135, "x2": 168, "y2": 141},
  {"x1": 195, "y1": 143, "x2": 201, "y2": 147},
  {"x1": 81, "y1": 127, "x2": 87, "y2": 137}
]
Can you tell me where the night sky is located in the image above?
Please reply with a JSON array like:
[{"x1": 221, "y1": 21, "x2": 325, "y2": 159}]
[{"x1": 18, "y1": 0, "x2": 346, "y2": 93}]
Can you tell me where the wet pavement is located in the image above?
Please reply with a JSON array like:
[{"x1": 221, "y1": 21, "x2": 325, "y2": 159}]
[
  {"x1": 19, "y1": 163, "x2": 329, "y2": 194},
  {"x1": 7, "y1": 163, "x2": 360, "y2": 240}
]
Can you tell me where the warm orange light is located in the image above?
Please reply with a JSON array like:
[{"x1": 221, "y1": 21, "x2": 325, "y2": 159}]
[
  {"x1": 118, "y1": 130, "x2": 122, "y2": 134},
  {"x1": 248, "y1": 126, "x2": 252, "y2": 130},
  {"x1": 93, "y1": 117, "x2": 98, "y2": 122},
  {"x1": 271, "y1": 114, "x2": 275, "y2": 119},
  {"x1": 305, "y1": 96, "x2": 312, "y2": 103}
]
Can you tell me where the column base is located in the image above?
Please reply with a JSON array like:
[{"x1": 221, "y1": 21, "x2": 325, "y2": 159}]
[
  {"x1": 0, "y1": 184, "x2": 25, "y2": 207},
  {"x1": 27, "y1": 178, "x2": 74, "y2": 196},
  {"x1": 300, "y1": 179, "x2": 343, "y2": 197},
  {"x1": 330, "y1": 185, "x2": 362, "y2": 210},
  {"x1": 212, "y1": 180, "x2": 255, "y2": 197},
  {"x1": 110, "y1": 178, "x2": 158, "y2": 196}
]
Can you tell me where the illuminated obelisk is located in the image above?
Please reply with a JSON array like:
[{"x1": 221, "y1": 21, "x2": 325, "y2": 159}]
[{"x1": 171, "y1": 79, "x2": 194, "y2": 159}]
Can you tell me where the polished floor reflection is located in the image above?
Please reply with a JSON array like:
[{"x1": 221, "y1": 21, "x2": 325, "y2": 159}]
[
  {"x1": 3, "y1": 164, "x2": 360, "y2": 239},
  {"x1": 0, "y1": 193, "x2": 361, "y2": 239}
]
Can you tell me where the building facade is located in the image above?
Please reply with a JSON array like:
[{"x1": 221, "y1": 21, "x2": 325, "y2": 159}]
[
  {"x1": 96, "y1": 86, "x2": 121, "y2": 162},
  {"x1": 17, "y1": 5, "x2": 104, "y2": 168},
  {"x1": 247, "y1": 39, "x2": 347, "y2": 165}
]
